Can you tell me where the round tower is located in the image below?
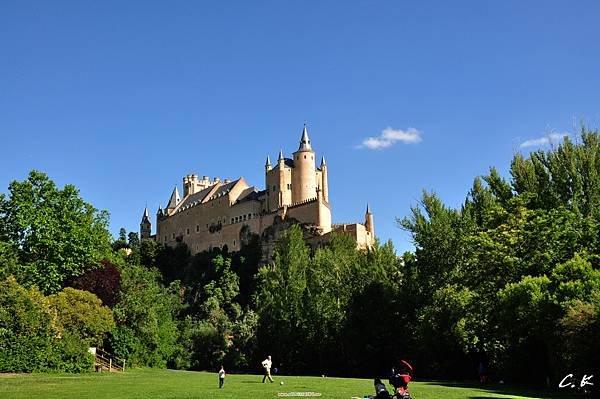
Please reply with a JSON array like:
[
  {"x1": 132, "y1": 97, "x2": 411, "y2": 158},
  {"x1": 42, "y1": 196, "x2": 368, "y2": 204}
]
[
  {"x1": 291, "y1": 124, "x2": 317, "y2": 203},
  {"x1": 320, "y1": 156, "x2": 329, "y2": 203}
]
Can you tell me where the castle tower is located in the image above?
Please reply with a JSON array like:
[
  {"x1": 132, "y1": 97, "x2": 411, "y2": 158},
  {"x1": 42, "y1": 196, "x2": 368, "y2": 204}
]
[
  {"x1": 291, "y1": 124, "x2": 317, "y2": 203},
  {"x1": 140, "y1": 206, "x2": 151, "y2": 239},
  {"x1": 320, "y1": 156, "x2": 329, "y2": 203},
  {"x1": 365, "y1": 203, "x2": 375, "y2": 237}
]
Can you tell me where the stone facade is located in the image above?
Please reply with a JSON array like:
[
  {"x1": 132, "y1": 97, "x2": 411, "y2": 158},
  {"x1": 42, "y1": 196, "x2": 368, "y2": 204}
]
[{"x1": 140, "y1": 126, "x2": 375, "y2": 254}]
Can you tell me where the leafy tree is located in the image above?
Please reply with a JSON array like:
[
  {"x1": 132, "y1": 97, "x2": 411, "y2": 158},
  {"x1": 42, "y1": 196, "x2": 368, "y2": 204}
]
[
  {"x1": 110, "y1": 264, "x2": 181, "y2": 368},
  {"x1": 0, "y1": 277, "x2": 55, "y2": 372},
  {"x1": 0, "y1": 171, "x2": 113, "y2": 294},
  {"x1": 255, "y1": 225, "x2": 311, "y2": 373},
  {"x1": 49, "y1": 287, "x2": 114, "y2": 346},
  {"x1": 69, "y1": 260, "x2": 121, "y2": 307}
]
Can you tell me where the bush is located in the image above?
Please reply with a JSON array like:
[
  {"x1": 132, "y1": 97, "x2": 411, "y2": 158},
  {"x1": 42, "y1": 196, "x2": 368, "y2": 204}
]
[{"x1": 0, "y1": 277, "x2": 55, "y2": 372}]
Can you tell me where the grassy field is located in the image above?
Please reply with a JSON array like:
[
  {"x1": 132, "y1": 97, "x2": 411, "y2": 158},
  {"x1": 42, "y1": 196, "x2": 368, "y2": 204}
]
[{"x1": 0, "y1": 369, "x2": 580, "y2": 399}]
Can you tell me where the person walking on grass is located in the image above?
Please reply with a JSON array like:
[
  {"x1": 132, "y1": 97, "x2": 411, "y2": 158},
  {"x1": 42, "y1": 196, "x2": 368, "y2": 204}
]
[
  {"x1": 218, "y1": 365, "x2": 226, "y2": 388},
  {"x1": 262, "y1": 355, "x2": 274, "y2": 383}
]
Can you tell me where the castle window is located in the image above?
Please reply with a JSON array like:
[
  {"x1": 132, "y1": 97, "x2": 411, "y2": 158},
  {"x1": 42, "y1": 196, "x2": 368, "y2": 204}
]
[
  {"x1": 233, "y1": 240, "x2": 236, "y2": 246},
  {"x1": 186, "y1": 228, "x2": 190, "y2": 235},
  {"x1": 273, "y1": 185, "x2": 276, "y2": 192},
  {"x1": 231, "y1": 218, "x2": 234, "y2": 224},
  {"x1": 164, "y1": 235, "x2": 167, "y2": 242},
  {"x1": 243, "y1": 215, "x2": 246, "y2": 221},
  {"x1": 172, "y1": 233, "x2": 175, "y2": 239},
  {"x1": 196, "y1": 225, "x2": 199, "y2": 232},
  {"x1": 304, "y1": 155, "x2": 306, "y2": 159},
  {"x1": 248, "y1": 213, "x2": 251, "y2": 219},
  {"x1": 287, "y1": 183, "x2": 291, "y2": 190}
]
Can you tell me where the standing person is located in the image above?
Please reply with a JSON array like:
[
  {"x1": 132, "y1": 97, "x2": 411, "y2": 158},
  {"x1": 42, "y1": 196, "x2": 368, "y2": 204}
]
[
  {"x1": 218, "y1": 365, "x2": 226, "y2": 388},
  {"x1": 261, "y1": 355, "x2": 274, "y2": 383}
]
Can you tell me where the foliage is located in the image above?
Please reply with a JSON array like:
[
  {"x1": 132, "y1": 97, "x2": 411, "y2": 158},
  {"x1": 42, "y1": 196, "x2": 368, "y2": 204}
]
[
  {"x1": 49, "y1": 287, "x2": 114, "y2": 346},
  {"x1": 69, "y1": 259, "x2": 121, "y2": 307},
  {"x1": 109, "y1": 264, "x2": 181, "y2": 368},
  {"x1": 0, "y1": 277, "x2": 55, "y2": 372},
  {"x1": 397, "y1": 127, "x2": 600, "y2": 384},
  {"x1": 0, "y1": 170, "x2": 113, "y2": 294}
]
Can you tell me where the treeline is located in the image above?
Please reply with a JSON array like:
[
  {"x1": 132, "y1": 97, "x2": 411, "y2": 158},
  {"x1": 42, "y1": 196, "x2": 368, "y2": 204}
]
[
  {"x1": 397, "y1": 128, "x2": 600, "y2": 384},
  {"x1": 1, "y1": 129, "x2": 598, "y2": 387}
]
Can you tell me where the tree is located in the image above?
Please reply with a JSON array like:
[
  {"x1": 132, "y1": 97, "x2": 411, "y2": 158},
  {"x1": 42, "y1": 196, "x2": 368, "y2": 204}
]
[
  {"x1": 0, "y1": 170, "x2": 113, "y2": 294},
  {"x1": 110, "y1": 264, "x2": 181, "y2": 368},
  {"x1": 0, "y1": 277, "x2": 55, "y2": 372},
  {"x1": 49, "y1": 287, "x2": 114, "y2": 346}
]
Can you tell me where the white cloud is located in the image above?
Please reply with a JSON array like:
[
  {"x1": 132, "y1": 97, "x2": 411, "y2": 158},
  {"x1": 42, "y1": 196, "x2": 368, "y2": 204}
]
[
  {"x1": 357, "y1": 127, "x2": 422, "y2": 150},
  {"x1": 520, "y1": 132, "x2": 569, "y2": 148}
]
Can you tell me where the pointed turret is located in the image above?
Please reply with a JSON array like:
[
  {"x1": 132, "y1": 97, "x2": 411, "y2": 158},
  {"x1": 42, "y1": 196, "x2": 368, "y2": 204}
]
[
  {"x1": 320, "y1": 156, "x2": 326, "y2": 167},
  {"x1": 166, "y1": 186, "x2": 180, "y2": 210},
  {"x1": 265, "y1": 155, "x2": 271, "y2": 166},
  {"x1": 141, "y1": 206, "x2": 150, "y2": 222},
  {"x1": 278, "y1": 149, "x2": 284, "y2": 163},
  {"x1": 298, "y1": 124, "x2": 312, "y2": 151},
  {"x1": 157, "y1": 205, "x2": 163, "y2": 217},
  {"x1": 140, "y1": 206, "x2": 151, "y2": 240},
  {"x1": 365, "y1": 203, "x2": 375, "y2": 237}
]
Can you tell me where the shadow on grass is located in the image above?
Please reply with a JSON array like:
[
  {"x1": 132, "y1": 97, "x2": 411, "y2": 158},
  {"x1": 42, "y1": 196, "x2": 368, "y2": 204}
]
[{"x1": 418, "y1": 381, "x2": 583, "y2": 399}]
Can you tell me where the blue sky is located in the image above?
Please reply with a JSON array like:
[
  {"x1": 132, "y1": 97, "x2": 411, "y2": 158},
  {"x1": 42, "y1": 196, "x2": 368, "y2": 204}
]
[{"x1": 1, "y1": 1, "x2": 599, "y2": 254}]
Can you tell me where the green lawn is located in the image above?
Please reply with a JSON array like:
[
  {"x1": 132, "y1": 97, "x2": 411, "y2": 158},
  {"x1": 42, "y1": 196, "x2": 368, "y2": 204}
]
[{"x1": 0, "y1": 369, "x2": 579, "y2": 399}]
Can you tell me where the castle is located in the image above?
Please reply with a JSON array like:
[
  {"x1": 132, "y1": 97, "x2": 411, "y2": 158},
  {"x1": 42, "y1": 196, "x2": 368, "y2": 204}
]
[{"x1": 140, "y1": 125, "x2": 375, "y2": 254}]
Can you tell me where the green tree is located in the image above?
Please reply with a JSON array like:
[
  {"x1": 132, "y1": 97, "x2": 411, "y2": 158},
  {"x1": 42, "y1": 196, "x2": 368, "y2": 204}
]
[
  {"x1": 0, "y1": 277, "x2": 55, "y2": 372},
  {"x1": 110, "y1": 264, "x2": 181, "y2": 368},
  {"x1": 0, "y1": 171, "x2": 113, "y2": 294},
  {"x1": 49, "y1": 287, "x2": 114, "y2": 346}
]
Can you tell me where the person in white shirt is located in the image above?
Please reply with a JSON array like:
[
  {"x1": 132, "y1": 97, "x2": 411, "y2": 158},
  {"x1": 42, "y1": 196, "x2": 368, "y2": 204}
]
[
  {"x1": 261, "y1": 355, "x2": 274, "y2": 383},
  {"x1": 218, "y1": 365, "x2": 226, "y2": 388}
]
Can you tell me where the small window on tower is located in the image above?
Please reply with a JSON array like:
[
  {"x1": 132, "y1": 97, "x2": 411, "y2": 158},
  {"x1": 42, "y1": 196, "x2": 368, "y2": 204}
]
[
  {"x1": 304, "y1": 155, "x2": 306, "y2": 159},
  {"x1": 196, "y1": 225, "x2": 199, "y2": 232},
  {"x1": 186, "y1": 228, "x2": 190, "y2": 235}
]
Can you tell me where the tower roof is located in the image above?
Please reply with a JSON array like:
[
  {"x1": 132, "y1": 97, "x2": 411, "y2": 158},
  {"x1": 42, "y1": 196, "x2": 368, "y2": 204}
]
[
  {"x1": 265, "y1": 155, "x2": 271, "y2": 166},
  {"x1": 141, "y1": 206, "x2": 151, "y2": 224},
  {"x1": 366, "y1": 203, "x2": 372, "y2": 214},
  {"x1": 320, "y1": 155, "x2": 326, "y2": 167},
  {"x1": 278, "y1": 149, "x2": 284, "y2": 162},
  {"x1": 166, "y1": 186, "x2": 180, "y2": 209},
  {"x1": 298, "y1": 124, "x2": 312, "y2": 151}
]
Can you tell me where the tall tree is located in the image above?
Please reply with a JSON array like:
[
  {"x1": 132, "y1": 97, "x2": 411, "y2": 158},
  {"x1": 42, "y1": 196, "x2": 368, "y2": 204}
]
[{"x1": 0, "y1": 171, "x2": 113, "y2": 294}]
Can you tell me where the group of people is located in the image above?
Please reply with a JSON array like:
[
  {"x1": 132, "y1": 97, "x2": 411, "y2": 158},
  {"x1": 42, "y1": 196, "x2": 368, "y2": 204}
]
[{"x1": 216, "y1": 355, "x2": 275, "y2": 388}]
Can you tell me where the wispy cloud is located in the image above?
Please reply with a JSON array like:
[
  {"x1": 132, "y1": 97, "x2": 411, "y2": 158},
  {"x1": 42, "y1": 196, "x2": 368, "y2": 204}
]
[
  {"x1": 520, "y1": 132, "x2": 569, "y2": 148},
  {"x1": 357, "y1": 127, "x2": 422, "y2": 150}
]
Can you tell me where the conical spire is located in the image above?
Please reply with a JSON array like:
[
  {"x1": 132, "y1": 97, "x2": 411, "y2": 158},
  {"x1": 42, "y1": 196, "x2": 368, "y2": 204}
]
[
  {"x1": 278, "y1": 149, "x2": 284, "y2": 162},
  {"x1": 320, "y1": 155, "x2": 326, "y2": 167},
  {"x1": 366, "y1": 203, "x2": 372, "y2": 214},
  {"x1": 167, "y1": 186, "x2": 180, "y2": 209},
  {"x1": 141, "y1": 206, "x2": 150, "y2": 223},
  {"x1": 298, "y1": 124, "x2": 312, "y2": 151},
  {"x1": 265, "y1": 155, "x2": 271, "y2": 166}
]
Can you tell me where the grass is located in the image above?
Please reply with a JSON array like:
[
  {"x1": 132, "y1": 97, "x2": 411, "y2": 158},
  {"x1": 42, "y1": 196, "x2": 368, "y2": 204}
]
[{"x1": 0, "y1": 369, "x2": 581, "y2": 399}]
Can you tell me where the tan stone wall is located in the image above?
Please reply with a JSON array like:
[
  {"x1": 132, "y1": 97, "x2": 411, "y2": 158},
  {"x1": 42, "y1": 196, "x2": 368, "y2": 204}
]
[
  {"x1": 291, "y1": 150, "x2": 317, "y2": 203},
  {"x1": 265, "y1": 165, "x2": 292, "y2": 211}
]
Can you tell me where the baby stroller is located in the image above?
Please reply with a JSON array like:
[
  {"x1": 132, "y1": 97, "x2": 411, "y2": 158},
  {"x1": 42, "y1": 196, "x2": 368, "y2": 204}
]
[{"x1": 388, "y1": 360, "x2": 413, "y2": 399}]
